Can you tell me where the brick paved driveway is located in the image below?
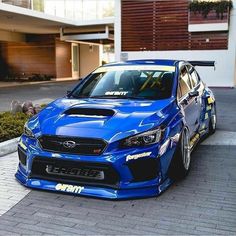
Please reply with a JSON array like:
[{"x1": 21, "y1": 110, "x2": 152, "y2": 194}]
[{"x1": 0, "y1": 88, "x2": 236, "y2": 235}]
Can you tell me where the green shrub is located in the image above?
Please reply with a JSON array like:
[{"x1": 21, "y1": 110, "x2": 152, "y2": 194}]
[{"x1": 0, "y1": 112, "x2": 30, "y2": 142}]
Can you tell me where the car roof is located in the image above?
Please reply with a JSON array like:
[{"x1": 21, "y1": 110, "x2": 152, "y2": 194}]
[{"x1": 103, "y1": 59, "x2": 179, "y2": 67}]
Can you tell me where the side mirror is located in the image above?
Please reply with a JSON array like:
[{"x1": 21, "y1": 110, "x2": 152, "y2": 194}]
[
  {"x1": 67, "y1": 90, "x2": 72, "y2": 95},
  {"x1": 189, "y1": 90, "x2": 199, "y2": 97}
]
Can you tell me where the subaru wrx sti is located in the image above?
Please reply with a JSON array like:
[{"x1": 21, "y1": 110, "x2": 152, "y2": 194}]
[{"x1": 16, "y1": 59, "x2": 216, "y2": 199}]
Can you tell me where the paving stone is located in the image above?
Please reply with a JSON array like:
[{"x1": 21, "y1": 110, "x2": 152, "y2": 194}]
[
  {"x1": 1, "y1": 87, "x2": 236, "y2": 236},
  {"x1": 0, "y1": 152, "x2": 30, "y2": 217},
  {"x1": 0, "y1": 145, "x2": 235, "y2": 235}
]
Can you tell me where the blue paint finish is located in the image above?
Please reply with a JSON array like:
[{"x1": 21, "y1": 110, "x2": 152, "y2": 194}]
[{"x1": 15, "y1": 59, "x2": 215, "y2": 199}]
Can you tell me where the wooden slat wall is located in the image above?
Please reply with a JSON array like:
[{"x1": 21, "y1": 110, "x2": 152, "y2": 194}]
[
  {"x1": 122, "y1": 0, "x2": 154, "y2": 51},
  {"x1": 121, "y1": 0, "x2": 228, "y2": 51},
  {"x1": 190, "y1": 32, "x2": 228, "y2": 50},
  {"x1": 0, "y1": 41, "x2": 56, "y2": 77},
  {"x1": 153, "y1": 0, "x2": 189, "y2": 50}
]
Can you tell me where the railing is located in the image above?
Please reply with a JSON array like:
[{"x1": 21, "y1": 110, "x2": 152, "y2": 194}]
[{"x1": 1, "y1": 0, "x2": 115, "y2": 21}]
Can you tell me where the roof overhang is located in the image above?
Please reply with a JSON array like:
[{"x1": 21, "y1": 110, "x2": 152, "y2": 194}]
[
  {"x1": 0, "y1": 2, "x2": 114, "y2": 44},
  {"x1": 60, "y1": 26, "x2": 114, "y2": 45}
]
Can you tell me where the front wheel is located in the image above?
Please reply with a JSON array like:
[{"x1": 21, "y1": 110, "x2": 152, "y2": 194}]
[{"x1": 168, "y1": 127, "x2": 191, "y2": 180}]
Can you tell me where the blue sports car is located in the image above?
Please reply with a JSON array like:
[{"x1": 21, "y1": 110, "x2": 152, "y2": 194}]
[{"x1": 16, "y1": 59, "x2": 216, "y2": 199}]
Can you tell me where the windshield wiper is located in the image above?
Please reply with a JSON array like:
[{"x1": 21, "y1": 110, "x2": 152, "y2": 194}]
[{"x1": 69, "y1": 94, "x2": 89, "y2": 99}]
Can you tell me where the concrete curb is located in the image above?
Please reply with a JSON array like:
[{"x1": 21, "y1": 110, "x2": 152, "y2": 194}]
[{"x1": 0, "y1": 137, "x2": 20, "y2": 157}]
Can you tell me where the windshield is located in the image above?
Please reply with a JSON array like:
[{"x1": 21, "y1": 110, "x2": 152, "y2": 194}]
[{"x1": 70, "y1": 65, "x2": 175, "y2": 100}]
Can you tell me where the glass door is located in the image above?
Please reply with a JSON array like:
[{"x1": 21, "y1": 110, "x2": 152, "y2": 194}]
[{"x1": 71, "y1": 43, "x2": 79, "y2": 78}]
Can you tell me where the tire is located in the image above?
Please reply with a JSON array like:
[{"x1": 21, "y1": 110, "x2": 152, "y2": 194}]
[
  {"x1": 168, "y1": 127, "x2": 191, "y2": 180},
  {"x1": 209, "y1": 103, "x2": 217, "y2": 135}
]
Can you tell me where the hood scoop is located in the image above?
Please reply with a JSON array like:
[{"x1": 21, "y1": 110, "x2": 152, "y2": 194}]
[{"x1": 64, "y1": 107, "x2": 115, "y2": 118}]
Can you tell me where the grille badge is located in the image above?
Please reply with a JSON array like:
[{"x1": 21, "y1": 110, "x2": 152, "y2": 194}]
[{"x1": 63, "y1": 140, "x2": 76, "y2": 149}]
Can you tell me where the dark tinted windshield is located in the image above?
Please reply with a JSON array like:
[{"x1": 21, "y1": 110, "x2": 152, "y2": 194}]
[{"x1": 71, "y1": 65, "x2": 175, "y2": 100}]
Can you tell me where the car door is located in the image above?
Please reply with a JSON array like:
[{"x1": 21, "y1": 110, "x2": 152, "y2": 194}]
[
  {"x1": 178, "y1": 65, "x2": 200, "y2": 137},
  {"x1": 187, "y1": 65, "x2": 203, "y2": 130}
]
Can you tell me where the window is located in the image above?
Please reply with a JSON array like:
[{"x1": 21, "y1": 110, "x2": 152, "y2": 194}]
[
  {"x1": 70, "y1": 68, "x2": 174, "y2": 100},
  {"x1": 189, "y1": 68, "x2": 200, "y2": 88},
  {"x1": 177, "y1": 85, "x2": 182, "y2": 100},
  {"x1": 179, "y1": 66, "x2": 192, "y2": 97}
]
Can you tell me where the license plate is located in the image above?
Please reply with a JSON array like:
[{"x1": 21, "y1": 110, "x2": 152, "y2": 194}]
[{"x1": 45, "y1": 165, "x2": 104, "y2": 180}]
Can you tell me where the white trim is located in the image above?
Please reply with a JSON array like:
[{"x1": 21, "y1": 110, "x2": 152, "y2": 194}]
[
  {"x1": 114, "y1": 0, "x2": 121, "y2": 61},
  {"x1": 61, "y1": 26, "x2": 113, "y2": 42},
  {"x1": 188, "y1": 23, "x2": 228, "y2": 32}
]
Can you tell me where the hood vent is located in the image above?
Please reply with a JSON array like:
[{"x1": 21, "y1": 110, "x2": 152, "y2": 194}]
[{"x1": 64, "y1": 108, "x2": 115, "y2": 117}]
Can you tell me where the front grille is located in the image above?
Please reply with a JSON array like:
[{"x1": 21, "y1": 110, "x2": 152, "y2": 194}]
[
  {"x1": 38, "y1": 135, "x2": 107, "y2": 155},
  {"x1": 30, "y1": 157, "x2": 119, "y2": 188},
  {"x1": 127, "y1": 158, "x2": 159, "y2": 182},
  {"x1": 18, "y1": 147, "x2": 27, "y2": 165}
]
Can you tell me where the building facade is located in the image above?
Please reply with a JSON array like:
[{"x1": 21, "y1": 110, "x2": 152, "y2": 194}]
[
  {"x1": 0, "y1": 0, "x2": 235, "y2": 87},
  {"x1": 0, "y1": 0, "x2": 114, "y2": 80},
  {"x1": 115, "y1": 0, "x2": 236, "y2": 87}
]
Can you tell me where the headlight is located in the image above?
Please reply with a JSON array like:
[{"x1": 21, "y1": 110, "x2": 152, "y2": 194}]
[
  {"x1": 23, "y1": 123, "x2": 35, "y2": 138},
  {"x1": 120, "y1": 128, "x2": 163, "y2": 148}
]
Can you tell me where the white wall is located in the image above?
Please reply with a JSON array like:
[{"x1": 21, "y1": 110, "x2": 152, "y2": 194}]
[
  {"x1": 114, "y1": 0, "x2": 121, "y2": 62},
  {"x1": 115, "y1": 0, "x2": 236, "y2": 87},
  {"x1": 79, "y1": 44, "x2": 100, "y2": 78},
  {"x1": 126, "y1": 50, "x2": 234, "y2": 87}
]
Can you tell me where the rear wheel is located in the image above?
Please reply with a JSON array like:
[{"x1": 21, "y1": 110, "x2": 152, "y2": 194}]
[
  {"x1": 169, "y1": 127, "x2": 191, "y2": 180},
  {"x1": 209, "y1": 103, "x2": 217, "y2": 134}
]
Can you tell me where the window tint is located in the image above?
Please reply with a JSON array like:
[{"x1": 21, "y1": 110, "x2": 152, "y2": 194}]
[
  {"x1": 177, "y1": 85, "x2": 182, "y2": 100},
  {"x1": 179, "y1": 66, "x2": 192, "y2": 96},
  {"x1": 71, "y1": 69, "x2": 174, "y2": 100}
]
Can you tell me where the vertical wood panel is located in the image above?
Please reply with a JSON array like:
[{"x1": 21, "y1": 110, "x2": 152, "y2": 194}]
[
  {"x1": 55, "y1": 40, "x2": 72, "y2": 78},
  {"x1": 121, "y1": 0, "x2": 229, "y2": 51}
]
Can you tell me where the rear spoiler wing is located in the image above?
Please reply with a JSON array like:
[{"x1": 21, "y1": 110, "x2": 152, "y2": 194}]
[{"x1": 188, "y1": 61, "x2": 215, "y2": 70}]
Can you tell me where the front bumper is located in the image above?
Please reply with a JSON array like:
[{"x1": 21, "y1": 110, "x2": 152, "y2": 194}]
[
  {"x1": 15, "y1": 170, "x2": 173, "y2": 199},
  {"x1": 16, "y1": 135, "x2": 176, "y2": 199}
]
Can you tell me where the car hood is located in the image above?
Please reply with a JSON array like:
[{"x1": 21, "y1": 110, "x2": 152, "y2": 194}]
[{"x1": 31, "y1": 97, "x2": 175, "y2": 142}]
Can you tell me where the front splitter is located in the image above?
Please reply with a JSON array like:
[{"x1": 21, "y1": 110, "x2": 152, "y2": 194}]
[{"x1": 15, "y1": 169, "x2": 173, "y2": 199}]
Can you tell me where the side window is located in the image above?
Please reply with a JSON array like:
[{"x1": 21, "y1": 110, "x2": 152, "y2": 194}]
[
  {"x1": 177, "y1": 85, "x2": 182, "y2": 100},
  {"x1": 188, "y1": 66, "x2": 200, "y2": 88},
  {"x1": 179, "y1": 66, "x2": 192, "y2": 97}
]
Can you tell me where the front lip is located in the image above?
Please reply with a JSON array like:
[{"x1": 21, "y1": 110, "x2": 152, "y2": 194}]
[{"x1": 15, "y1": 172, "x2": 173, "y2": 199}]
